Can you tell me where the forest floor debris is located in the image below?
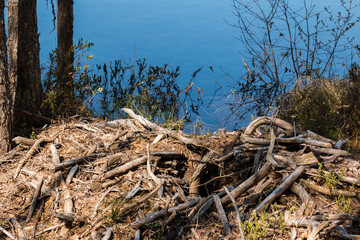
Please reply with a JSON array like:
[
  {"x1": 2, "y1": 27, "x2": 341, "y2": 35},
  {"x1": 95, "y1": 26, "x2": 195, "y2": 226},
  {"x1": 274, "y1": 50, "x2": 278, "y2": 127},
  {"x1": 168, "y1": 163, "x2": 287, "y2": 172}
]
[{"x1": 1, "y1": 109, "x2": 360, "y2": 239}]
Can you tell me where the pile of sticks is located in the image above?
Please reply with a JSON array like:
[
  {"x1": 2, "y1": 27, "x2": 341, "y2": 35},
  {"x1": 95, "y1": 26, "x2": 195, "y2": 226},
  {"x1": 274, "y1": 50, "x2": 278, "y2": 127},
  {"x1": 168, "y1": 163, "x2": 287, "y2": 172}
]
[{"x1": 0, "y1": 109, "x2": 359, "y2": 239}]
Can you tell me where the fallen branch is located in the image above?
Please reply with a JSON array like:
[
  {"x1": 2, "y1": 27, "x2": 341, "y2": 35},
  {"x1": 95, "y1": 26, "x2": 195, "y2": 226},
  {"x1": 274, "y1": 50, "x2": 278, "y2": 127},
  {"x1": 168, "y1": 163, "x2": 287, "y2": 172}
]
[
  {"x1": 103, "y1": 156, "x2": 147, "y2": 179},
  {"x1": 221, "y1": 162, "x2": 273, "y2": 205},
  {"x1": 26, "y1": 176, "x2": 44, "y2": 222},
  {"x1": 213, "y1": 195, "x2": 231, "y2": 236},
  {"x1": 244, "y1": 116, "x2": 295, "y2": 137},
  {"x1": 53, "y1": 153, "x2": 105, "y2": 171},
  {"x1": 254, "y1": 166, "x2": 305, "y2": 214},
  {"x1": 224, "y1": 186, "x2": 245, "y2": 240},
  {"x1": 131, "y1": 199, "x2": 201, "y2": 229},
  {"x1": 15, "y1": 137, "x2": 55, "y2": 177}
]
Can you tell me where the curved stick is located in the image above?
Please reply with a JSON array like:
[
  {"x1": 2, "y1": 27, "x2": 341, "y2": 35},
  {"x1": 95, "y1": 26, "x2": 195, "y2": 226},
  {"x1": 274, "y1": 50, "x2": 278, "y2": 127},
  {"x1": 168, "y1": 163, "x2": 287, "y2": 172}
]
[{"x1": 244, "y1": 117, "x2": 294, "y2": 137}]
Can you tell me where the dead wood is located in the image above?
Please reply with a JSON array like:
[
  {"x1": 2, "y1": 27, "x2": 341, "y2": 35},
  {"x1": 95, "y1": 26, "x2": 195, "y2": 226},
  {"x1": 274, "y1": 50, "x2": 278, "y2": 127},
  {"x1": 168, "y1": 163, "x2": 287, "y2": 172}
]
[
  {"x1": 117, "y1": 184, "x2": 163, "y2": 218},
  {"x1": 244, "y1": 116, "x2": 295, "y2": 137},
  {"x1": 308, "y1": 146, "x2": 349, "y2": 156},
  {"x1": 189, "y1": 150, "x2": 215, "y2": 196},
  {"x1": 265, "y1": 129, "x2": 277, "y2": 164},
  {"x1": 10, "y1": 217, "x2": 26, "y2": 240},
  {"x1": 1, "y1": 114, "x2": 360, "y2": 239},
  {"x1": 53, "y1": 153, "x2": 105, "y2": 171},
  {"x1": 254, "y1": 166, "x2": 305, "y2": 214},
  {"x1": 26, "y1": 176, "x2": 44, "y2": 222},
  {"x1": 122, "y1": 107, "x2": 202, "y2": 147},
  {"x1": 0, "y1": 225, "x2": 16, "y2": 240},
  {"x1": 306, "y1": 180, "x2": 358, "y2": 197},
  {"x1": 221, "y1": 162, "x2": 273, "y2": 205},
  {"x1": 31, "y1": 198, "x2": 45, "y2": 239},
  {"x1": 65, "y1": 164, "x2": 79, "y2": 185},
  {"x1": 15, "y1": 137, "x2": 55, "y2": 177},
  {"x1": 12, "y1": 136, "x2": 36, "y2": 146},
  {"x1": 103, "y1": 156, "x2": 147, "y2": 179},
  {"x1": 224, "y1": 186, "x2": 245, "y2": 240},
  {"x1": 213, "y1": 195, "x2": 231, "y2": 236},
  {"x1": 131, "y1": 199, "x2": 201, "y2": 229}
]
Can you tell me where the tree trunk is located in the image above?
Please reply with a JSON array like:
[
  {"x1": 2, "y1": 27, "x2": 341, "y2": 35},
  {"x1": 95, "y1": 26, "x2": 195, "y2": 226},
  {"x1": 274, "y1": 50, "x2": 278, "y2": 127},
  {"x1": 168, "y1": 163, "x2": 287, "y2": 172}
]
[
  {"x1": 7, "y1": 0, "x2": 42, "y2": 127},
  {"x1": 0, "y1": 0, "x2": 12, "y2": 153},
  {"x1": 57, "y1": 0, "x2": 74, "y2": 107}
]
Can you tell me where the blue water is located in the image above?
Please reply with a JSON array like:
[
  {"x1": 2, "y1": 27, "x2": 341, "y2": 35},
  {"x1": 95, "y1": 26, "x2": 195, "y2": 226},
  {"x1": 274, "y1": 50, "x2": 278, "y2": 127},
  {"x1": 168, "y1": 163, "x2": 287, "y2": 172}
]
[
  {"x1": 37, "y1": 0, "x2": 244, "y2": 131},
  {"x1": 36, "y1": 0, "x2": 360, "y2": 131}
]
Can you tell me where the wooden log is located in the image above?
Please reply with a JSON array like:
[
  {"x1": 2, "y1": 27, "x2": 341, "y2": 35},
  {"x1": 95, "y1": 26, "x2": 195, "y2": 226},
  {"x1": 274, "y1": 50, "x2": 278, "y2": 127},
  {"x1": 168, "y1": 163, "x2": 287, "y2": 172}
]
[
  {"x1": 131, "y1": 199, "x2": 201, "y2": 229},
  {"x1": 103, "y1": 155, "x2": 147, "y2": 179},
  {"x1": 304, "y1": 130, "x2": 336, "y2": 145},
  {"x1": 244, "y1": 116, "x2": 294, "y2": 137},
  {"x1": 310, "y1": 214, "x2": 354, "y2": 221},
  {"x1": 308, "y1": 146, "x2": 349, "y2": 156},
  {"x1": 213, "y1": 195, "x2": 231, "y2": 236},
  {"x1": 192, "y1": 187, "x2": 233, "y2": 223},
  {"x1": 53, "y1": 153, "x2": 105, "y2": 171},
  {"x1": 241, "y1": 135, "x2": 333, "y2": 148},
  {"x1": 254, "y1": 166, "x2": 305, "y2": 214},
  {"x1": 221, "y1": 162, "x2": 273, "y2": 205}
]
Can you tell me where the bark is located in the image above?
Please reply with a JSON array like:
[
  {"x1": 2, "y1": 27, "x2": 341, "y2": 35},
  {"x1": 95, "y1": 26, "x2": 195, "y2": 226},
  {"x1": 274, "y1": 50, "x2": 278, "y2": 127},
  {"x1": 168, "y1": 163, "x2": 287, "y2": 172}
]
[
  {"x1": 57, "y1": 0, "x2": 74, "y2": 103},
  {"x1": 0, "y1": 0, "x2": 12, "y2": 153},
  {"x1": 7, "y1": 0, "x2": 42, "y2": 124}
]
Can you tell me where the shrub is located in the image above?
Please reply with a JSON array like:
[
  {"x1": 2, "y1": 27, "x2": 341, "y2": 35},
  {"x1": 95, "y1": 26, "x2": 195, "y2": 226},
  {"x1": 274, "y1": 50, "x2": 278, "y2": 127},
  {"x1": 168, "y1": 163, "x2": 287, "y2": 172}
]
[{"x1": 278, "y1": 63, "x2": 360, "y2": 150}]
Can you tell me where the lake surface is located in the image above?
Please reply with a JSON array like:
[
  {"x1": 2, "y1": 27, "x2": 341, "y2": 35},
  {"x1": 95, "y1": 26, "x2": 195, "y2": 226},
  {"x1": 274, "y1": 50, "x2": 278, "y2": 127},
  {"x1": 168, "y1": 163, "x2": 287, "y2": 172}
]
[
  {"x1": 37, "y1": 0, "x2": 244, "y2": 131},
  {"x1": 36, "y1": 0, "x2": 360, "y2": 132}
]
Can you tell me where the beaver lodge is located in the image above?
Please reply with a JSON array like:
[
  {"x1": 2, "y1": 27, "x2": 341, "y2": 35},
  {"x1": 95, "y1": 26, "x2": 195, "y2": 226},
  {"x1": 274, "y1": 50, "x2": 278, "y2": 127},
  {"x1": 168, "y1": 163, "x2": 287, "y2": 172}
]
[{"x1": 0, "y1": 108, "x2": 359, "y2": 239}]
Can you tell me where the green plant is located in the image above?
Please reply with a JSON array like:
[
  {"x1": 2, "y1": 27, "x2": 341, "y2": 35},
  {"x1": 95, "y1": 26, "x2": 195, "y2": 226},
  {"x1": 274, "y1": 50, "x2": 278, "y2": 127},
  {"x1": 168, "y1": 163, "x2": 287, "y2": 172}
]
[
  {"x1": 29, "y1": 131, "x2": 37, "y2": 139},
  {"x1": 103, "y1": 197, "x2": 126, "y2": 225},
  {"x1": 336, "y1": 195, "x2": 353, "y2": 215},
  {"x1": 42, "y1": 39, "x2": 101, "y2": 117},
  {"x1": 94, "y1": 58, "x2": 203, "y2": 124},
  {"x1": 242, "y1": 212, "x2": 270, "y2": 240},
  {"x1": 318, "y1": 163, "x2": 344, "y2": 193}
]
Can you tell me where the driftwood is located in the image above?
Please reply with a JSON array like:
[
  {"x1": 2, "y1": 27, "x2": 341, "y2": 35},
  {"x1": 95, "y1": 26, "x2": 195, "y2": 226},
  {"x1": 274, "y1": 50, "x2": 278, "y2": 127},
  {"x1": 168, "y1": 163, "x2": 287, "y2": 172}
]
[
  {"x1": 189, "y1": 151, "x2": 215, "y2": 196},
  {"x1": 31, "y1": 199, "x2": 45, "y2": 239},
  {"x1": 0, "y1": 225, "x2": 16, "y2": 240}
]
